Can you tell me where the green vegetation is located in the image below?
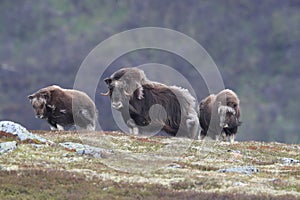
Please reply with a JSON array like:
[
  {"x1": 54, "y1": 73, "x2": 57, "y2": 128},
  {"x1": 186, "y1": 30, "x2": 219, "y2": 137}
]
[
  {"x1": 0, "y1": 1, "x2": 299, "y2": 143},
  {"x1": 0, "y1": 131, "x2": 299, "y2": 199}
]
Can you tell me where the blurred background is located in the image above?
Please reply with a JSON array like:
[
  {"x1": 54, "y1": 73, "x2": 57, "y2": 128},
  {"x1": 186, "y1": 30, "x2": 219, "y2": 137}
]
[{"x1": 0, "y1": 0, "x2": 299, "y2": 143}]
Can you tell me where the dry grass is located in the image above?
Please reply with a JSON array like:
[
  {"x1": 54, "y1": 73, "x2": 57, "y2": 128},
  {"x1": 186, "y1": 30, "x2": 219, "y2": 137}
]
[{"x1": 0, "y1": 131, "x2": 300, "y2": 199}]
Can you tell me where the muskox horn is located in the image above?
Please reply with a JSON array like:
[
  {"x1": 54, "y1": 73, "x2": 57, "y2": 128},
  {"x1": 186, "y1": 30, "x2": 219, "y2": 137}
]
[
  {"x1": 101, "y1": 91, "x2": 110, "y2": 96},
  {"x1": 123, "y1": 90, "x2": 131, "y2": 96}
]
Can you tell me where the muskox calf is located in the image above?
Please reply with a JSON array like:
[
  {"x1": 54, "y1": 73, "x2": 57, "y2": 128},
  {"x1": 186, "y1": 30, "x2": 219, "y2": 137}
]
[
  {"x1": 28, "y1": 85, "x2": 97, "y2": 131},
  {"x1": 102, "y1": 67, "x2": 200, "y2": 139},
  {"x1": 198, "y1": 89, "x2": 241, "y2": 143}
]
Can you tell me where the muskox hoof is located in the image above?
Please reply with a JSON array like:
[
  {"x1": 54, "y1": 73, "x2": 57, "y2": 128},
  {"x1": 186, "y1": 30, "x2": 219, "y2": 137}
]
[
  {"x1": 127, "y1": 119, "x2": 139, "y2": 135},
  {"x1": 129, "y1": 127, "x2": 139, "y2": 135},
  {"x1": 229, "y1": 134, "x2": 235, "y2": 143}
]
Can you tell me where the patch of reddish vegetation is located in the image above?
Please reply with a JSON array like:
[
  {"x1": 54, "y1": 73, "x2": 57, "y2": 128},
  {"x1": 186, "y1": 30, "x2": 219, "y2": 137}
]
[
  {"x1": 31, "y1": 130, "x2": 67, "y2": 136},
  {"x1": 133, "y1": 137, "x2": 163, "y2": 144},
  {"x1": 247, "y1": 145, "x2": 282, "y2": 151},
  {"x1": 0, "y1": 131, "x2": 19, "y2": 141},
  {"x1": 63, "y1": 147, "x2": 77, "y2": 153},
  {"x1": 252, "y1": 159, "x2": 277, "y2": 165},
  {"x1": 280, "y1": 166, "x2": 300, "y2": 171}
]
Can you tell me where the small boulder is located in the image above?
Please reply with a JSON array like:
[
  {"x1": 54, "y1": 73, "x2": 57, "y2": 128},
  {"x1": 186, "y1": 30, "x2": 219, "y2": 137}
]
[
  {"x1": 0, "y1": 121, "x2": 53, "y2": 144},
  {"x1": 281, "y1": 157, "x2": 300, "y2": 164},
  {"x1": 0, "y1": 141, "x2": 17, "y2": 155},
  {"x1": 218, "y1": 166, "x2": 259, "y2": 175},
  {"x1": 59, "y1": 142, "x2": 113, "y2": 158}
]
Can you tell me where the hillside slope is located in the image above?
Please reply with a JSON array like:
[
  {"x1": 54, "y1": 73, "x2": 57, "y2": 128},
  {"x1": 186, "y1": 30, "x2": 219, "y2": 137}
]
[{"x1": 0, "y1": 129, "x2": 299, "y2": 199}]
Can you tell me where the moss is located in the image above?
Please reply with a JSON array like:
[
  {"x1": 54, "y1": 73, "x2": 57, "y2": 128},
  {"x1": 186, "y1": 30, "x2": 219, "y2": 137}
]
[
  {"x1": 0, "y1": 131, "x2": 299, "y2": 199},
  {"x1": 109, "y1": 136, "x2": 165, "y2": 153},
  {"x1": 171, "y1": 179, "x2": 196, "y2": 190}
]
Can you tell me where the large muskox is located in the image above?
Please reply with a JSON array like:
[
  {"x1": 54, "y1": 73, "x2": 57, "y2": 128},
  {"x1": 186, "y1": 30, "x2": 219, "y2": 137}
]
[
  {"x1": 28, "y1": 85, "x2": 98, "y2": 131},
  {"x1": 102, "y1": 67, "x2": 200, "y2": 139},
  {"x1": 198, "y1": 89, "x2": 241, "y2": 143}
]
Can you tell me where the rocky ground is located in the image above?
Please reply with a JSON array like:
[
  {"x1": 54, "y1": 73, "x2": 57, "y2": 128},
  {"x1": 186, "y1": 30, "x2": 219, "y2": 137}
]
[{"x1": 0, "y1": 121, "x2": 299, "y2": 199}]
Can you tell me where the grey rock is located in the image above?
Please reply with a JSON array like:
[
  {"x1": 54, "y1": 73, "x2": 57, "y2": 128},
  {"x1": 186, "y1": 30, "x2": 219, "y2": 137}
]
[
  {"x1": 218, "y1": 166, "x2": 259, "y2": 175},
  {"x1": 167, "y1": 163, "x2": 183, "y2": 169},
  {"x1": 31, "y1": 144, "x2": 47, "y2": 148},
  {"x1": 59, "y1": 142, "x2": 113, "y2": 158},
  {"x1": 227, "y1": 149, "x2": 241, "y2": 154},
  {"x1": 0, "y1": 121, "x2": 53, "y2": 144},
  {"x1": 281, "y1": 157, "x2": 300, "y2": 164},
  {"x1": 0, "y1": 141, "x2": 17, "y2": 154},
  {"x1": 233, "y1": 181, "x2": 247, "y2": 186}
]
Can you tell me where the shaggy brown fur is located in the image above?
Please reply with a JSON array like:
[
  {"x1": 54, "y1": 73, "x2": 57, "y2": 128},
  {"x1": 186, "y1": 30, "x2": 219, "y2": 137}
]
[
  {"x1": 28, "y1": 85, "x2": 97, "y2": 131},
  {"x1": 198, "y1": 89, "x2": 241, "y2": 142},
  {"x1": 103, "y1": 67, "x2": 200, "y2": 139},
  {"x1": 214, "y1": 89, "x2": 240, "y2": 119},
  {"x1": 198, "y1": 94, "x2": 216, "y2": 139}
]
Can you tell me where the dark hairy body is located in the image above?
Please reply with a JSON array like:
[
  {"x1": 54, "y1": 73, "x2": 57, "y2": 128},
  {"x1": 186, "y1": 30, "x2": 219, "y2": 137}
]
[
  {"x1": 103, "y1": 67, "x2": 199, "y2": 138},
  {"x1": 125, "y1": 83, "x2": 182, "y2": 136},
  {"x1": 198, "y1": 89, "x2": 241, "y2": 142},
  {"x1": 28, "y1": 85, "x2": 97, "y2": 131}
]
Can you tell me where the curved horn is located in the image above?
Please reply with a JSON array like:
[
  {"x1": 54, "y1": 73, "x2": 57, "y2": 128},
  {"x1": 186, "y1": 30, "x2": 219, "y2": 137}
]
[
  {"x1": 101, "y1": 91, "x2": 111, "y2": 96},
  {"x1": 123, "y1": 90, "x2": 131, "y2": 96}
]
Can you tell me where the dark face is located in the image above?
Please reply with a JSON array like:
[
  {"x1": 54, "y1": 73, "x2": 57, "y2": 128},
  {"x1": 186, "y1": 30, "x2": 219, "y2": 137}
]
[
  {"x1": 227, "y1": 101, "x2": 238, "y2": 110},
  {"x1": 103, "y1": 78, "x2": 131, "y2": 110},
  {"x1": 28, "y1": 96, "x2": 47, "y2": 118},
  {"x1": 103, "y1": 68, "x2": 145, "y2": 110},
  {"x1": 218, "y1": 105, "x2": 239, "y2": 128},
  {"x1": 223, "y1": 111, "x2": 240, "y2": 129},
  {"x1": 110, "y1": 80, "x2": 130, "y2": 110}
]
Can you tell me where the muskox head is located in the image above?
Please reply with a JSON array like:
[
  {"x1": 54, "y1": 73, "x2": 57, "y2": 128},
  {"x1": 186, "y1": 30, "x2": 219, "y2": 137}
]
[
  {"x1": 28, "y1": 85, "x2": 59, "y2": 118},
  {"x1": 215, "y1": 89, "x2": 240, "y2": 118},
  {"x1": 217, "y1": 105, "x2": 241, "y2": 129},
  {"x1": 213, "y1": 89, "x2": 241, "y2": 132},
  {"x1": 28, "y1": 91, "x2": 50, "y2": 119},
  {"x1": 102, "y1": 67, "x2": 148, "y2": 110}
]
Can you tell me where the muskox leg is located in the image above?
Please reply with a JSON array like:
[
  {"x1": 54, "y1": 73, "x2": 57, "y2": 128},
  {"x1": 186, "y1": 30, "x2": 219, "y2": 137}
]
[
  {"x1": 215, "y1": 131, "x2": 225, "y2": 141},
  {"x1": 47, "y1": 119, "x2": 58, "y2": 131},
  {"x1": 200, "y1": 127, "x2": 209, "y2": 140},
  {"x1": 76, "y1": 109, "x2": 96, "y2": 131},
  {"x1": 127, "y1": 119, "x2": 139, "y2": 135},
  {"x1": 56, "y1": 124, "x2": 64, "y2": 131},
  {"x1": 221, "y1": 131, "x2": 227, "y2": 141},
  {"x1": 200, "y1": 131, "x2": 206, "y2": 140},
  {"x1": 86, "y1": 123, "x2": 96, "y2": 131},
  {"x1": 130, "y1": 127, "x2": 139, "y2": 135},
  {"x1": 229, "y1": 134, "x2": 235, "y2": 143},
  {"x1": 186, "y1": 114, "x2": 200, "y2": 139},
  {"x1": 50, "y1": 125, "x2": 57, "y2": 130}
]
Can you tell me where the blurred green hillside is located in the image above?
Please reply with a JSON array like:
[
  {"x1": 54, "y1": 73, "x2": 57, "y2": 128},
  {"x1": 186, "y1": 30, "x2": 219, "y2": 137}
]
[{"x1": 0, "y1": 0, "x2": 299, "y2": 143}]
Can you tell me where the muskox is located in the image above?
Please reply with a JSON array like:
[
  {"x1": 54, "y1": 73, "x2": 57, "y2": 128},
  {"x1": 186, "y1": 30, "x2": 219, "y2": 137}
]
[
  {"x1": 102, "y1": 67, "x2": 200, "y2": 139},
  {"x1": 28, "y1": 85, "x2": 98, "y2": 131},
  {"x1": 198, "y1": 89, "x2": 241, "y2": 143}
]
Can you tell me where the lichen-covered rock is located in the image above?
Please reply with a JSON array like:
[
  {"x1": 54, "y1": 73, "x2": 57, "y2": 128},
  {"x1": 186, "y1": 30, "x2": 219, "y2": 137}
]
[
  {"x1": 281, "y1": 157, "x2": 300, "y2": 164},
  {"x1": 218, "y1": 166, "x2": 259, "y2": 174},
  {"x1": 59, "y1": 142, "x2": 113, "y2": 158},
  {"x1": 0, "y1": 131, "x2": 299, "y2": 199},
  {"x1": 0, "y1": 121, "x2": 53, "y2": 144},
  {"x1": 0, "y1": 141, "x2": 17, "y2": 154}
]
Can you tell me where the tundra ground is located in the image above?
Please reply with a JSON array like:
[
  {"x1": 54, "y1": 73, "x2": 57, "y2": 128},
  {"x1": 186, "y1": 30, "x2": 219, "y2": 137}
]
[{"x1": 0, "y1": 131, "x2": 299, "y2": 199}]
